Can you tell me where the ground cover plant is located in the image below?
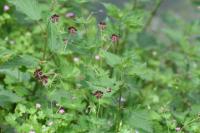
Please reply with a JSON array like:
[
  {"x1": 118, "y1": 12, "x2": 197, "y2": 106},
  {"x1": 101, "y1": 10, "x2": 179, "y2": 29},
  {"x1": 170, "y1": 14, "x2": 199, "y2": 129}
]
[{"x1": 0, "y1": 0, "x2": 200, "y2": 132}]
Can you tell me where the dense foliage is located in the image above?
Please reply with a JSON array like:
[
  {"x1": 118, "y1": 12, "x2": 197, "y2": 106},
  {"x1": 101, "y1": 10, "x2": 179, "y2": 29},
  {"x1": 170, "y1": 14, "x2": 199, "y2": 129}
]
[{"x1": 0, "y1": 0, "x2": 200, "y2": 133}]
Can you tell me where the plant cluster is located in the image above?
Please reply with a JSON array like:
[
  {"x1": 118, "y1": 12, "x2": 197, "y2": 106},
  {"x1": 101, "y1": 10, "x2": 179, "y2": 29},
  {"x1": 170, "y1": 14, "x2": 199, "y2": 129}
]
[{"x1": 0, "y1": 0, "x2": 200, "y2": 133}]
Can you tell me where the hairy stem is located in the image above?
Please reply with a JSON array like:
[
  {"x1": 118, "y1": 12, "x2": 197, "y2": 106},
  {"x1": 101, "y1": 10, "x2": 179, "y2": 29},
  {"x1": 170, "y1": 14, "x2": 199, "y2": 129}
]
[
  {"x1": 180, "y1": 116, "x2": 200, "y2": 131},
  {"x1": 96, "y1": 99, "x2": 100, "y2": 118},
  {"x1": 132, "y1": 0, "x2": 137, "y2": 10},
  {"x1": 36, "y1": 21, "x2": 48, "y2": 60}
]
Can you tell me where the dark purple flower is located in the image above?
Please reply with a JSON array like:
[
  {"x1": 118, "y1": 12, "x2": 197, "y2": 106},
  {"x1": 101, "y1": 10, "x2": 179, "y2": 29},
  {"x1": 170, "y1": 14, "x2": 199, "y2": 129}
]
[
  {"x1": 41, "y1": 75, "x2": 48, "y2": 85},
  {"x1": 93, "y1": 90, "x2": 103, "y2": 99},
  {"x1": 34, "y1": 69, "x2": 48, "y2": 85},
  {"x1": 68, "y1": 26, "x2": 77, "y2": 34},
  {"x1": 34, "y1": 69, "x2": 43, "y2": 79},
  {"x1": 98, "y1": 22, "x2": 106, "y2": 30},
  {"x1": 111, "y1": 34, "x2": 119, "y2": 43},
  {"x1": 51, "y1": 14, "x2": 59, "y2": 23}
]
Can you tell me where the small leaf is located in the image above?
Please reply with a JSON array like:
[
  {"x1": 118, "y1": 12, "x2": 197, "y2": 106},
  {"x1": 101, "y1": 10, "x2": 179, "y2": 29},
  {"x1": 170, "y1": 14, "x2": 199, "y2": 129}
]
[
  {"x1": 103, "y1": 3, "x2": 122, "y2": 19},
  {"x1": 123, "y1": 12, "x2": 144, "y2": 31}
]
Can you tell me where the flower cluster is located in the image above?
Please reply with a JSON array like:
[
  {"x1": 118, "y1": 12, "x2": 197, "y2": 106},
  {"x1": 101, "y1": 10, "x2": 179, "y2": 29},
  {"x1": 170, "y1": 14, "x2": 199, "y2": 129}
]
[
  {"x1": 50, "y1": 14, "x2": 119, "y2": 42},
  {"x1": 34, "y1": 69, "x2": 48, "y2": 85}
]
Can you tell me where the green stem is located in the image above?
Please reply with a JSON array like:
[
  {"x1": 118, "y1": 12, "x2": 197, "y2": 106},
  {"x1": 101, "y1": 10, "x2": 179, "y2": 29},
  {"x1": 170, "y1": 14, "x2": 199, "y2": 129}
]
[
  {"x1": 96, "y1": 99, "x2": 100, "y2": 118},
  {"x1": 163, "y1": 110, "x2": 170, "y2": 133},
  {"x1": 64, "y1": 34, "x2": 71, "y2": 52},
  {"x1": 116, "y1": 89, "x2": 122, "y2": 131},
  {"x1": 36, "y1": 21, "x2": 47, "y2": 60},
  {"x1": 142, "y1": 0, "x2": 165, "y2": 31},
  {"x1": 132, "y1": 0, "x2": 137, "y2": 10}
]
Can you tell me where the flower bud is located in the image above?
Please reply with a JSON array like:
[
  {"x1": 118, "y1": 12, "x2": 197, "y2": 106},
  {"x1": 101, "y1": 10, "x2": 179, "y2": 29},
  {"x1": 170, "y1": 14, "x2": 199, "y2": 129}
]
[
  {"x1": 59, "y1": 109, "x2": 65, "y2": 114},
  {"x1": 3, "y1": 5, "x2": 10, "y2": 12},
  {"x1": 175, "y1": 127, "x2": 181, "y2": 132},
  {"x1": 66, "y1": 12, "x2": 75, "y2": 18},
  {"x1": 36, "y1": 103, "x2": 41, "y2": 109},
  {"x1": 73, "y1": 57, "x2": 80, "y2": 63},
  {"x1": 95, "y1": 55, "x2": 100, "y2": 60}
]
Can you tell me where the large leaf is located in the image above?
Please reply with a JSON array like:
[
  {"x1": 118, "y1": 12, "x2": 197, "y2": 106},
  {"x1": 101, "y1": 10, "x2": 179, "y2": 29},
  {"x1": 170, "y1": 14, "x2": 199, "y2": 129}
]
[
  {"x1": 125, "y1": 110, "x2": 153, "y2": 133},
  {"x1": 0, "y1": 69, "x2": 31, "y2": 83},
  {"x1": 190, "y1": 105, "x2": 200, "y2": 115},
  {"x1": 0, "y1": 48, "x2": 13, "y2": 58},
  {"x1": 7, "y1": 0, "x2": 42, "y2": 20},
  {"x1": 47, "y1": 22, "x2": 63, "y2": 52},
  {"x1": 102, "y1": 51, "x2": 121, "y2": 67},
  {"x1": 49, "y1": 89, "x2": 84, "y2": 111},
  {"x1": 0, "y1": 88, "x2": 22, "y2": 107},
  {"x1": 0, "y1": 55, "x2": 39, "y2": 69}
]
